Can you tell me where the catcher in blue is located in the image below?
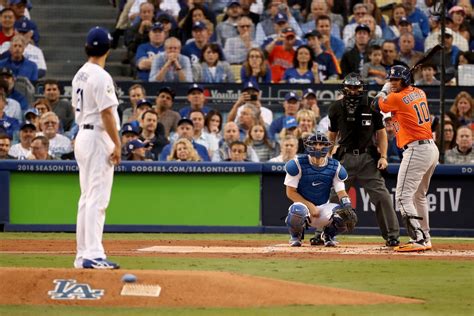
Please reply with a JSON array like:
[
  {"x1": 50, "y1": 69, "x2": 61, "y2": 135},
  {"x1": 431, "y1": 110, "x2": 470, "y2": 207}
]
[{"x1": 284, "y1": 132, "x2": 357, "y2": 247}]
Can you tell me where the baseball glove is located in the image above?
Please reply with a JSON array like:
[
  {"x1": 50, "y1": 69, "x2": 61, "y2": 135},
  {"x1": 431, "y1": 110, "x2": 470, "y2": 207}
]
[{"x1": 333, "y1": 207, "x2": 358, "y2": 233}]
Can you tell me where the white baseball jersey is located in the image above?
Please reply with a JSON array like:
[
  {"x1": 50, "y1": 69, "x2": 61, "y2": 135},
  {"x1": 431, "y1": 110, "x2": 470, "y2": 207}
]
[{"x1": 72, "y1": 62, "x2": 120, "y2": 129}]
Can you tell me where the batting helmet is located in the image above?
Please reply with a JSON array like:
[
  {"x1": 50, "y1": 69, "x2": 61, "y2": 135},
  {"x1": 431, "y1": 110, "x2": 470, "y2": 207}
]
[
  {"x1": 387, "y1": 65, "x2": 411, "y2": 85},
  {"x1": 303, "y1": 132, "x2": 333, "y2": 158}
]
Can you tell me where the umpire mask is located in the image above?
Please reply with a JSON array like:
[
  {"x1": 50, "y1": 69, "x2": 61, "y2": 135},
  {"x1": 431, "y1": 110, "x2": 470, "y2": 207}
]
[{"x1": 341, "y1": 73, "x2": 365, "y2": 119}]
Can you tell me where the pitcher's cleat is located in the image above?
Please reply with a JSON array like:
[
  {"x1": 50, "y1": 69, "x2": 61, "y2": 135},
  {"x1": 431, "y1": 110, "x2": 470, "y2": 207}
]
[{"x1": 83, "y1": 258, "x2": 120, "y2": 269}]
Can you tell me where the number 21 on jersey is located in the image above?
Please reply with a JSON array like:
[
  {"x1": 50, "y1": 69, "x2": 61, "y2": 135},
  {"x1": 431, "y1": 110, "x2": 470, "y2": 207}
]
[{"x1": 75, "y1": 88, "x2": 83, "y2": 112}]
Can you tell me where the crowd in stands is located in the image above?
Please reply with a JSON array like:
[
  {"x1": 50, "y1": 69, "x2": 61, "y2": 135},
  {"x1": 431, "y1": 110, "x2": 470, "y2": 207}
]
[{"x1": 0, "y1": 0, "x2": 472, "y2": 164}]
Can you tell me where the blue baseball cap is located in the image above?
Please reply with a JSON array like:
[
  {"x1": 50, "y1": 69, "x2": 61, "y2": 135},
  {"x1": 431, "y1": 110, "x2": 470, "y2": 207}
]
[
  {"x1": 121, "y1": 123, "x2": 140, "y2": 135},
  {"x1": 283, "y1": 116, "x2": 298, "y2": 129},
  {"x1": 355, "y1": 24, "x2": 370, "y2": 34},
  {"x1": 20, "y1": 120, "x2": 36, "y2": 130},
  {"x1": 136, "y1": 98, "x2": 153, "y2": 109},
  {"x1": 227, "y1": 1, "x2": 241, "y2": 7},
  {"x1": 86, "y1": 26, "x2": 112, "y2": 48},
  {"x1": 274, "y1": 12, "x2": 288, "y2": 23},
  {"x1": 285, "y1": 91, "x2": 300, "y2": 102},
  {"x1": 398, "y1": 17, "x2": 410, "y2": 25},
  {"x1": 126, "y1": 139, "x2": 145, "y2": 154},
  {"x1": 242, "y1": 80, "x2": 260, "y2": 92},
  {"x1": 24, "y1": 108, "x2": 39, "y2": 119},
  {"x1": 8, "y1": 0, "x2": 27, "y2": 5},
  {"x1": 14, "y1": 19, "x2": 34, "y2": 33},
  {"x1": 151, "y1": 22, "x2": 164, "y2": 32},
  {"x1": 192, "y1": 21, "x2": 207, "y2": 31},
  {"x1": 303, "y1": 88, "x2": 316, "y2": 98},
  {"x1": 187, "y1": 83, "x2": 204, "y2": 94}
]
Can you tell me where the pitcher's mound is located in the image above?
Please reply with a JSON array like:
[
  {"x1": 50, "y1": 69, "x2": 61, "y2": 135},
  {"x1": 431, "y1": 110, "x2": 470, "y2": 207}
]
[{"x1": 0, "y1": 267, "x2": 422, "y2": 308}]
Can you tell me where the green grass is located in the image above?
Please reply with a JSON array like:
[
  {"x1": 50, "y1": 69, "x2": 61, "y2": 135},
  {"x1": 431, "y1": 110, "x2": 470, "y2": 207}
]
[{"x1": 0, "y1": 233, "x2": 473, "y2": 315}]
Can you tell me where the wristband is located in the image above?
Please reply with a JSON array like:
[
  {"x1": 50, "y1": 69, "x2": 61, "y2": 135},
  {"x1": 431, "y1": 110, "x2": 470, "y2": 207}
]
[{"x1": 340, "y1": 196, "x2": 352, "y2": 208}]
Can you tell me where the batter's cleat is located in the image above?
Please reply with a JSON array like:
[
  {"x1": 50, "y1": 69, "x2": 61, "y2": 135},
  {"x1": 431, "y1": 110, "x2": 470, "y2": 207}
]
[
  {"x1": 394, "y1": 241, "x2": 427, "y2": 252},
  {"x1": 83, "y1": 258, "x2": 120, "y2": 269},
  {"x1": 385, "y1": 238, "x2": 400, "y2": 247},
  {"x1": 424, "y1": 240, "x2": 432, "y2": 250},
  {"x1": 310, "y1": 233, "x2": 324, "y2": 246},
  {"x1": 289, "y1": 236, "x2": 302, "y2": 247}
]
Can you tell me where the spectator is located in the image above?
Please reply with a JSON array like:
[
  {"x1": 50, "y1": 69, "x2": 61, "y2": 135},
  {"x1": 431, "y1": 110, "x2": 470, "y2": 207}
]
[
  {"x1": 445, "y1": 126, "x2": 474, "y2": 164},
  {"x1": 27, "y1": 135, "x2": 53, "y2": 160},
  {"x1": 425, "y1": 16, "x2": 469, "y2": 52},
  {"x1": 159, "y1": 118, "x2": 210, "y2": 161},
  {"x1": 226, "y1": 140, "x2": 249, "y2": 162},
  {"x1": 124, "y1": 2, "x2": 156, "y2": 64},
  {"x1": 194, "y1": 43, "x2": 234, "y2": 83},
  {"x1": 277, "y1": 115, "x2": 299, "y2": 146},
  {"x1": 398, "y1": 32, "x2": 424, "y2": 70},
  {"x1": 315, "y1": 14, "x2": 345, "y2": 60},
  {"x1": 384, "y1": 5, "x2": 424, "y2": 49},
  {"x1": 282, "y1": 44, "x2": 319, "y2": 83},
  {"x1": 267, "y1": 26, "x2": 298, "y2": 83},
  {"x1": 381, "y1": 41, "x2": 408, "y2": 73},
  {"x1": 396, "y1": 17, "x2": 425, "y2": 52},
  {"x1": 435, "y1": 121, "x2": 457, "y2": 153},
  {"x1": 212, "y1": 121, "x2": 259, "y2": 162},
  {"x1": 120, "y1": 123, "x2": 140, "y2": 159},
  {"x1": 301, "y1": 88, "x2": 320, "y2": 119},
  {"x1": 304, "y1": 30, "x2": 339, "y2": 82},
  {"x1": 138, "y1": 109, "x2": 168, "y2": 160},
  {"x1": 38, "y1": 111, "x2": 72, "y2": 159},
  {"x1": 302, "y1": 0, "x2": 343, "y2": 40},
  {"x1": 149, "y1": 37, "x2": 193, "y2": 82},
  {"x1": 8, "y1": 120, "x2": 34, "y2": 159},
  {"x1": 449, "y1": 91, "x2": 473, "y2": 128},
  {"x1": 182, "y1": 21, "x2": 217, "y2": 65},
  {"x1": 33, "y1": 98, "x2": 50, "y2": 116},
  {"x1": 402, "y1": 0, "x2": 429, "y2": 38},
  {"x1": 0, "y1": 67, "x2": 27, "y2": 111},
  {"x1": 0, "y1": 8, "x2": 15, "y2": 45},
  {"x1": 240, "y1": 47, "x2": 271, "y2": 83},
  {"x1": 239, "y1": 0, "x2": 260, "y2": 26},
  {"x1": 414, "y1": 63, "x2": 440, "y2": 85},
  {"x1": 43, "y1": 79, "x2": 74, "y2": 132},
  {"x1": 156, "y1": 12, "x2": 179, "y2": 38},
  {"x1": 269, "y1": 91, "x2": 300, "y2": 141},
  {"x1": 0, "y1": 78, "x2": 20, "y2": 121},
  {"x1": 179, "y1": 83, "x2": 212, "y2": 118},
  {"x1": 228, "y1": 80, "x2": 272, "y2": 126},
  {"x1": 0, "y1": 90, "x2": 18, "y2": 140},
  {"x1": 0, "y1": 35, "x2": 37, "y2": 82},
  {"x1": 236, "y1": 103, "x2": 259, "y2": 140},
  {"x1": 295, "y1": 109, "x2": 317, "y2": 153},
  {"x1": 124, "y1": 139, "x2": 149, "y2": 161},
  {"x1": 342, "y1": 4, "x2": 369, "y2": 48},
  {"x1": 215, "y1": 1, "x2": 242, "y2": 47},
  {"x1": 10, "y1": 0, "x2": 39, "y2": 45},
  {"x1": 0, "y1": 132, "x2": 13, "y2": 159},
  {"x1": 224, "y1": 16, "x2": 258, "y2": 64},
  {"x1": 189, "y1": 109, "x2": 218, "y2": 157},
  {"x1": 135, "y1": 22, "x2": 166, "y2": 81},
  {"x1": 245, "y1": 123, "x2": 277, "y2": 162},
  {"x1": 261, "y1": 12, "x2": 297, "y2": 53},
  {"x1": 121, "y1": 83, "x2": 146, "y2": 125},
  {"x1": 448, "y1": 5, "x2": 470, "y2": 42},
  {"x1": 340, "y1": 24, "x2": 370, "y2": 76},
  {"x1": 178, "y1": 4, "x2": 215, "y2": 44},
  {"x1": 23, "y1": 107, "x2": 38, "y2": 128},
  {"x1": 166, "y1": 137, "x2": 201, "y2": 161},
  {"x1": 345, "y1": 14, "x2": 384, "y2": 50},
  {"x1": 204, "y1": 109, "x2": 223, "y2": 141},
  {"x1": 268, "y1": 134, "x2": 298, "y2": 163},
  {"x1": 361, "y1": 44, "x2": 386, "y2": 85},
  {"x1": 155, "y1": 86, "x2": 180, "y2": 138}
]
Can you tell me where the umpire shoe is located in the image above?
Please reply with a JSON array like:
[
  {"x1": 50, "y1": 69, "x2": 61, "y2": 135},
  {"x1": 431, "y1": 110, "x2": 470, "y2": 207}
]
[
  {"x1": 386, "y1": 238, "x2": 400, "y2": 247},
  {"x1": 322, "y1": 233, "x2": 338, "y2": 247},
  {"x1": 83, "y1": 258, "x2": 120, "y2": 269},
  {"x1": 310, "y1": 232, "x2": 324, "y2": 246},
  {"x1": 394, "y1": 240, "x2": 427, "y2": 252}
]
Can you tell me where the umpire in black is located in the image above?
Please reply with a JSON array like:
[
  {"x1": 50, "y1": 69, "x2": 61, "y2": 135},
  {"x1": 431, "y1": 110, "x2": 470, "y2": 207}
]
[{"x1": 327, "y1": 73, "x2": 400, "y2": 247}]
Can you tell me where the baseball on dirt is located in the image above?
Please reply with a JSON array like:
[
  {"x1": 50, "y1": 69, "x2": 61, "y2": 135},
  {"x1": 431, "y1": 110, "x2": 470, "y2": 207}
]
[{"x1": 121, "y1": 273, "x2": 137, "y2": 283}]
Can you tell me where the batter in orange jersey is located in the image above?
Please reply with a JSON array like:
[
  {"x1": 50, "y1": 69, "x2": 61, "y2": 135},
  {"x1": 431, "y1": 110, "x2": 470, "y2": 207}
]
[{"x1": 375, "y1": 65, "x2": 439, "y2": 253}]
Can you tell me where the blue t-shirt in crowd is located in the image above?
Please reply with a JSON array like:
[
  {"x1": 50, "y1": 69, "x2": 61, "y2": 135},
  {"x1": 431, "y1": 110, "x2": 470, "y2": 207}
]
[
  {"x1": 282, "y1": 68, "x2": 315, "y2": 84},
  {"x1": 135, "y1": 42, "x2": 164, "y2": 81}
]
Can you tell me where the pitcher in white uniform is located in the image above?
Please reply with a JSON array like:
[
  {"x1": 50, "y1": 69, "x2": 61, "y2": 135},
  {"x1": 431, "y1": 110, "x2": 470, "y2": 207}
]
[{"x1": 72, "y1": 26, "x2": 121, "y2": 269}]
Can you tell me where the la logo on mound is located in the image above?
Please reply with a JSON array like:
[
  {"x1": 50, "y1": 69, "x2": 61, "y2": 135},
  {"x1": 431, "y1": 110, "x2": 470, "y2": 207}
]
[{"x1": 48, "y1": 279, "x2": 104, "y2": 300}]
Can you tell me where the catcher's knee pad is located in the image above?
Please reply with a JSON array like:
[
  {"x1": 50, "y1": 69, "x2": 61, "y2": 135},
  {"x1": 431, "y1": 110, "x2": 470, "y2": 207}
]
[
  {"x1": 285, "y1": 202, "x2": 309, "y2": 236},
  {"x1": 401, "y1": 213, "x2": 425, "y2": 241}
]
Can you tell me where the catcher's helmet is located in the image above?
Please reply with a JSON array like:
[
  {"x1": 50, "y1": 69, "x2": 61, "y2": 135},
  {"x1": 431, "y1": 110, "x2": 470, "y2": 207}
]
[
  {"x1": 303, "y1": 132, "x2": 333, "y2": 158},
  {"x1": 387, "y1": 65, "x2": 411, "y2": 85}
]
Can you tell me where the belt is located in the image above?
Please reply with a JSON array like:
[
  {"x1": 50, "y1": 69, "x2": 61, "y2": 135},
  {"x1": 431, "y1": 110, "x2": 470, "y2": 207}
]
[
  {"x1": 342, "y1": 147, "x2": 368, "y2": 155},
  {"x1": 403, "y1": 139, "x2": 433, "y2": 150},
  {"x1": 82, "y1": 124, "x2": 94, "y2": 130}
]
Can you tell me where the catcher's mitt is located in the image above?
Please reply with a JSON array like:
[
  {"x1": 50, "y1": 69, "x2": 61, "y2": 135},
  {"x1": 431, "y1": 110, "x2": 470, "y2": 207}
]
[{"x1": 332, "y1": 207, "x2": 358, "y2": 233}]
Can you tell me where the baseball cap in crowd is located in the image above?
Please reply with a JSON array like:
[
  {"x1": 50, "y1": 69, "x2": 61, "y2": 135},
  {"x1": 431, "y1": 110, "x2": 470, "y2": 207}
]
[
  {"x1": 157, "y1": 13, "x2": 174, "y2": 24},
  {"x1": 444, "y1": 27, "x2": 454, "y2": 37},
  {"x1": 304, "y1": 30, "x2": 321, "y2": 39},
  {"x1": 285, "y1": 91, "x2": 300, "y2": 102},
  {"x1": 20, "y1": 120, "x2": 36, "y2": 131},
  {"x1": 151, "y1": 22, "x2": 164, "y2": 32},
  {"x1": 227, "y1": 1, "x2": 241, "y2": 7},
  {"x1": 242, "y1": 80, "x2": 260, "y2": 92},
  {"x1": 121, "y1": 123, "x2": 140, "y2": 135},
  {"x1": 398, "y1": 17, "x2": 410, "y2": 26},
  {"x1": 282, "y1": 27, "x2": 296, "y2": 37},
  {"x1": 177, "y1": 118, "x2": 194, "y2": 127},
  {"x1": 355, "y1": 24, "x2": 371, "y2": 34},
  {"x1": 136, "y1": 98, "x2": 153, "y2": 109},
  {"x1": 283, "y1": 116, "x2": 298, "y2": 129},
  {"x1": 192, "y1": 21, "x2": 207, "y2": 31},
  {"x1": 303, "y1": 88, "x2": 316, "y2": 98},
  {"x1": 126, "y1": 139, "x2": 145, "y2": 154},
  {"x1": 274, "y1": 12, "x2": 288, "y2": 24},
  {"x1": 24, "y1": 108, "x2": 39, "y2": 120},
  {"x1": 449, "y1": 6, "x2": 465, "y2": 16},
  {"x1": 86, "y1": 26, "x2": 112, "y2": 48},
  {"x1": 157, "y1": 86, "x2": 175, "y2": 99},
  {"x1": 0, "y1": 67, "x2": 13, "y2": 77},
  {"x1": 15, "y1": 19, "x2": 34, "y2": 33},
  {"x1": 187, "y1": 83, "x2": 204, "y2": 94},
  {"x1": 8, "y1": 0, "x2": 27, "y2": 5}
]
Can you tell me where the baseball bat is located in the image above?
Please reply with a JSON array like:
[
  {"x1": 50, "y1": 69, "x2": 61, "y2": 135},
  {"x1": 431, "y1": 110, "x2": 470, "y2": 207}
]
[{"x1": 409, "y1": 44, "x2": 443, "y2": 75}]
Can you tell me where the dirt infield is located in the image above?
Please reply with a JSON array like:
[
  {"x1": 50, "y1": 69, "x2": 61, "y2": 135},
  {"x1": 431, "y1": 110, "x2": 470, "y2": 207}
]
[{"x1": 0, "y1": 267, "x2": 423, "y2": 308}]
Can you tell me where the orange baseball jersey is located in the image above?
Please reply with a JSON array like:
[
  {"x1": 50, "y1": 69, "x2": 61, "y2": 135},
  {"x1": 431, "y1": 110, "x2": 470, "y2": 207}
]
[{"x1": 380, "y1": 86, "x2": 433, "y2": 148}]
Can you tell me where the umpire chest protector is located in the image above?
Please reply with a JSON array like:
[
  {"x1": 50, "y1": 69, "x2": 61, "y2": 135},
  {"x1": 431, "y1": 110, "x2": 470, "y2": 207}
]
[{"x1": 296, "y1": 155, "x2": 339, "y2": 206}]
